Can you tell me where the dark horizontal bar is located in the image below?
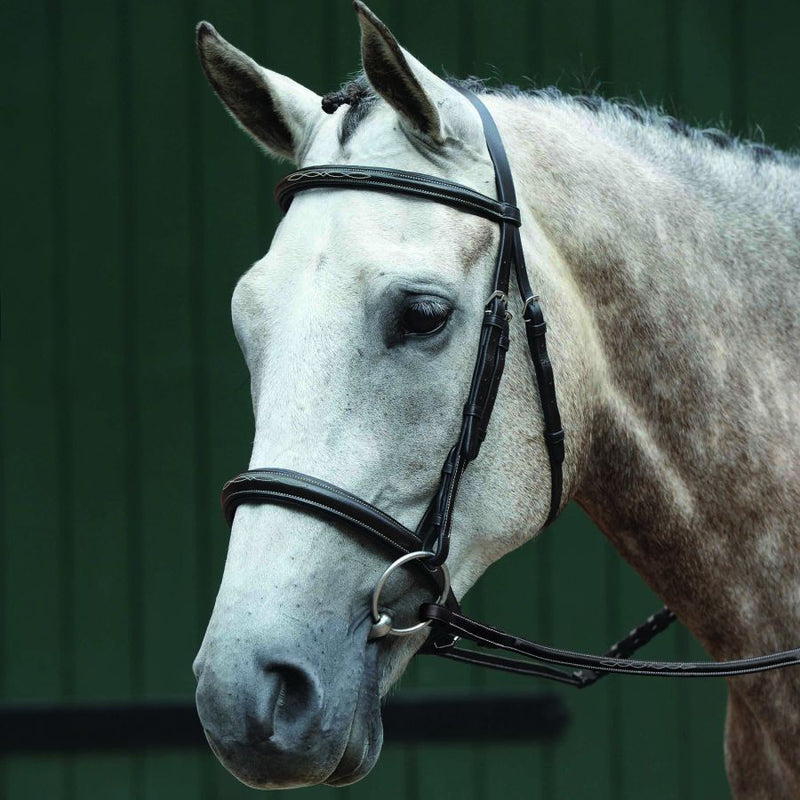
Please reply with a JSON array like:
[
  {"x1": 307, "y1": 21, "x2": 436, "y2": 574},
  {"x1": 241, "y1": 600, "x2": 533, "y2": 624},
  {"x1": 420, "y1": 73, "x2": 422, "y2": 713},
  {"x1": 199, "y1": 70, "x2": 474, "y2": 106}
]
[
  {"x1": 0, "y1": 694, "x2": 568, "y2": 754},
  {"x1": 384, "y1": 693, "x2": 569, "y2": 743}
]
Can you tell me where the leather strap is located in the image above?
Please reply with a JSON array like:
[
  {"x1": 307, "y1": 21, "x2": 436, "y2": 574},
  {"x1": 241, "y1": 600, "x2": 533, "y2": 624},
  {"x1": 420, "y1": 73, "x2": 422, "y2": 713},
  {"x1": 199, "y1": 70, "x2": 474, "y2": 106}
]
[
  {"x1": 221, "y1": 469, "x2": 459, "y2": 611},
  {"x1": 420, "y1": 604, "x2": 800, "y2": 681},
  {"x1": 416, "y1": 90, "x2": 566, "y2": 564},
  {"x1": 457, "y1": 89, "x2": 564, "y2": 526},
  {"x1": 522, "y1": 292, "x2": 565, "y2": 525},
  {"x1": 219, "y1": 466, "x2": 800, "y2": 685},
  {"x1": 276, "y1": 166, "x2": 521, "y2": 226}
]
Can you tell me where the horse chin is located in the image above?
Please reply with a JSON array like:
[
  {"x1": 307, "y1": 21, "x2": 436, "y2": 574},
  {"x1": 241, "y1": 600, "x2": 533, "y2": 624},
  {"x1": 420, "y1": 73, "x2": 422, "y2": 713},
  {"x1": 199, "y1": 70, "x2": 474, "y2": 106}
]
[
  {"x1": 323, "y1": 697, "x2": 384, "y2": 786},
  {"x1": 324, "y1": 642, "x2": 385, "y2": 786}
]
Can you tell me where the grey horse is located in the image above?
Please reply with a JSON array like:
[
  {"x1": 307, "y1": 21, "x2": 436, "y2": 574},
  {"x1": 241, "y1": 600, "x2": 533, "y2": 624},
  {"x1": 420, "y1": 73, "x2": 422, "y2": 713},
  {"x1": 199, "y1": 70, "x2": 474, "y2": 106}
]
[{"x1": 193, "y1": 3, "x2": 800, "y2": 796}]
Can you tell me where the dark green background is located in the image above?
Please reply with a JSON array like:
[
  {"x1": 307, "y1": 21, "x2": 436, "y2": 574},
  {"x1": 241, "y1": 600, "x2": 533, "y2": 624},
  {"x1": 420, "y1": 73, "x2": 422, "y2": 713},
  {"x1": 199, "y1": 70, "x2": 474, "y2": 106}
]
[{"x1": 3, "y1": 0, "x2": 798, "y2": 797}]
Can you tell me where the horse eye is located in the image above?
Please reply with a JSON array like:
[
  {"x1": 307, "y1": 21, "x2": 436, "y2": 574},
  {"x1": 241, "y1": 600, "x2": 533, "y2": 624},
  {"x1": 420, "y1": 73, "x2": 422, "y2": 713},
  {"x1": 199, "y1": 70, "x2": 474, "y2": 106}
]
[{"x1": 401, "y1": 299, "x2": 451, "y2": 337}]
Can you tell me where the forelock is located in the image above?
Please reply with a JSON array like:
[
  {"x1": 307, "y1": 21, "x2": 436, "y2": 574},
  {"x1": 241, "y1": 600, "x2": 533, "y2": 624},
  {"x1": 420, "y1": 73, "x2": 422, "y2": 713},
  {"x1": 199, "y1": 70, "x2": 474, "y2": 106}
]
[{"x1": 321, "y1": 75, "x2": 380, "y2": 145}]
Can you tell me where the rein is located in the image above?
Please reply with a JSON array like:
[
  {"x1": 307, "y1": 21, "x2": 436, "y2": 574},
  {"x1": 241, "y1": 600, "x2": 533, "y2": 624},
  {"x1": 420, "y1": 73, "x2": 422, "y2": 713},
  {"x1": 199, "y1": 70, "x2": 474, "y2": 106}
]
[{"x1": 220, "y1": 90, "x2": 800, "y2": 686}]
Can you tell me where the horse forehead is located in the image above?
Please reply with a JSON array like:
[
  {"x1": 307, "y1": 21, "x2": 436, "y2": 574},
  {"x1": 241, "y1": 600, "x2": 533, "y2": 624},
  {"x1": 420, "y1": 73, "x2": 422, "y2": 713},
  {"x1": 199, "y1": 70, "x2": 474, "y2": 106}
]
[
  {"x1": 245, "y1": 188, "x2": 496, "y2": 296},
  {"x1": 267, "y1": 105, "x2": 499, "y2": 276},
  {"x1": 304, "y1": 104, "x2": 430, "y2": 168},
  {"x1": 305, "y1": 103, "x2": 495, "y2": 191}
]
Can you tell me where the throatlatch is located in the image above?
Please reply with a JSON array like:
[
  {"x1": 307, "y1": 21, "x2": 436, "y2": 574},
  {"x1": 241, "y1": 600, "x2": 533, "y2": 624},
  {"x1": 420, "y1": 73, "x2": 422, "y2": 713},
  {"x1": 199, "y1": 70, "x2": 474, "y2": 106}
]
[{"x1": 220, "y1": 90, "x2": 800, "y2": 686}]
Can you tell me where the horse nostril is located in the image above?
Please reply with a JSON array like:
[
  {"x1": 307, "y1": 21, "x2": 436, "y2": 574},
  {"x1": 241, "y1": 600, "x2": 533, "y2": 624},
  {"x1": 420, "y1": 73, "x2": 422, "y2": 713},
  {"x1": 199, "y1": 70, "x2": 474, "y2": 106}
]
[
  {"x1": 253, "y1": 661, "x2": 324, "y2": 743},
  {"x1": 195, "y1": 651, "x2": 327, "y2": 758}
]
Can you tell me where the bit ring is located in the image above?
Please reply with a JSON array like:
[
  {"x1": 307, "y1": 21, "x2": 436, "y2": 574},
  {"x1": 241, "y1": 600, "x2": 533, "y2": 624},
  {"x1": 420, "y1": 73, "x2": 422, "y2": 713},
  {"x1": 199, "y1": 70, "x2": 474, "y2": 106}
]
[{"x1": 370, "y1": 550, "x2": 451, "y2": 637}]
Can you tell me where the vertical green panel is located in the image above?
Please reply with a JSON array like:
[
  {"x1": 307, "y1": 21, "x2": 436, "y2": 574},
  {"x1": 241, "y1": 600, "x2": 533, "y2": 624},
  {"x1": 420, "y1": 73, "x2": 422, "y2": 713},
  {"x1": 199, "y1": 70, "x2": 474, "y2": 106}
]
[
  {"x1": 677, "y1": 0, "x2": 734, "y2": 127},
  {"x1": 0, "y1": 0, "x2": 69, "y2": 795},
  {"x1": 470, "y1": 0, "x2": 542, "y2": 85},
  {"x1": 1, "y1": 0, "x2": 64, "y2": 704},
  {"x1": 541, "y1": 0, "x2": 600, "y2": 91},
  {"x1": 392, "y1": 0, "x2": 464, "y2": 77},
  {"x1": 60, "y1": 0, "x2": 131, "y2": 697},
  {"x1": 129, "y1": 0, "x2": 199, "y2": 698},
  {"x1": 142, "y1": 752, "x2": 205, "y2": 799},
  {"x1": 129, "y1": 0, "x2": 203, "y2": 794},
  {"x1": 322, "y1": 0, "x2": 361, "y2": 90},
  {"x1": 609, "y1": 0, "x2": 669, "y2": 104},
  {"x1": 58, "y1": 0, "x2": 136, "y2": 794},
  {"x1": 71, "y1": 753, "x2": 136, "y2": 800},
  {"x1": 460, "y1": 543, "x2": 557, "y2": 800},
  {"x1": 3, "y1": 756, "x2": 68, "y2": 800},
  {"x1": 741, "y1": 0, "x2": 800, "y2": 148},
  {"x1": 611, "y1": 570, "x2": 683, "y2": 798},
  {"x1": 342, "y1": 746, "x2": 410, "y2": 800},
  {"x1": 547, "y1": 508, "x2": 615, "y2": 799}
]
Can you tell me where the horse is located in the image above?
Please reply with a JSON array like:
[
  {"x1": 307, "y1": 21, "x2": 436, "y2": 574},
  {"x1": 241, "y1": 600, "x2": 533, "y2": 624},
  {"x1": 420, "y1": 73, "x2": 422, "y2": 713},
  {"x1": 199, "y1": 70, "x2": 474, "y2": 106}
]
[{"x1": 192, "y1": 3, "x2": 800, "y2": 796}]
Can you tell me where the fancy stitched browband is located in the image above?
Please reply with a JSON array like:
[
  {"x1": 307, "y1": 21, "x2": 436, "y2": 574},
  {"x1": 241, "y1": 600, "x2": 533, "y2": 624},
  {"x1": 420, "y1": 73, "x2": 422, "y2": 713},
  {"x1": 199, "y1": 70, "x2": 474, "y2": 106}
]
[{"x1": 220, "y1": 89, "x2": 800, "y2": 685}]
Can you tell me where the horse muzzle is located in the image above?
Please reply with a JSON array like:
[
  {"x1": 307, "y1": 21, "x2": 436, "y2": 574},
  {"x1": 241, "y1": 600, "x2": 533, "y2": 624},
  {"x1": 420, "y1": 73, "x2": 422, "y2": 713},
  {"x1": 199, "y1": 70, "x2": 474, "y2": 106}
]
[{"x1": 194, "y1": 630, "x2": 383, "y2": 788}]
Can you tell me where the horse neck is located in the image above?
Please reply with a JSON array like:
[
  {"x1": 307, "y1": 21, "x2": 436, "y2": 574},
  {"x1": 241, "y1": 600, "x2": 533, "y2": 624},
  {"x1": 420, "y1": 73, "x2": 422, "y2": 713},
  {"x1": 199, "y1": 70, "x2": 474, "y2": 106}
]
[{"x1": 496, "y1": 94, "x2": 800, "y2": 662}]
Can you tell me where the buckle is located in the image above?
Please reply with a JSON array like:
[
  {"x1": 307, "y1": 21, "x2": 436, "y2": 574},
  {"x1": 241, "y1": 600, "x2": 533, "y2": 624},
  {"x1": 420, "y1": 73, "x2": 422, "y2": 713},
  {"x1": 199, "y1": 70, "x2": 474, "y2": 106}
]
[
  {"x1": 432, "y1": 633, "x2": 460, "y2": 651},
  {"x1": 485, "y1": 290, "x2": 512, "y2": 320},
  {"x1": 522, "y1": 294, "x2": 541, "y2": 317}
]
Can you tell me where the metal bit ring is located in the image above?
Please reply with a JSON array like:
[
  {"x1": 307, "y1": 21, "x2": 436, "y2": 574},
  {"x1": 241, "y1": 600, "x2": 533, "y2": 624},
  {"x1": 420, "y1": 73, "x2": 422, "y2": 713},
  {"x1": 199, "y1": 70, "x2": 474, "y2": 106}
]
[{"x1": 369, "y1": 550, "x2": 451, "y2": 638}]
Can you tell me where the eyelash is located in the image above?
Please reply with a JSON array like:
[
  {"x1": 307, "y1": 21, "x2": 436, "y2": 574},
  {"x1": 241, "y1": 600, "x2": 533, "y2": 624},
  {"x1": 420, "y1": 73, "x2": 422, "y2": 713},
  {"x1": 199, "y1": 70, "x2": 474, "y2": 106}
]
[
  {"x1": 400, "y1": 298, "x2": 451, "y2": 337},
  {"x1": 409, "y1": 299, "x2": 449, "y2": 318}
]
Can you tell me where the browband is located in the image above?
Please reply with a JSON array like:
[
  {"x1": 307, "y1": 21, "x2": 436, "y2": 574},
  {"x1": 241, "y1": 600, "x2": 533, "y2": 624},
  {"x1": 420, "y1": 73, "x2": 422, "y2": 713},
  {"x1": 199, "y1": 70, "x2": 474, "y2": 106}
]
[{"x1": 275, "y1": 166, "x2": 522, "y2": 226}]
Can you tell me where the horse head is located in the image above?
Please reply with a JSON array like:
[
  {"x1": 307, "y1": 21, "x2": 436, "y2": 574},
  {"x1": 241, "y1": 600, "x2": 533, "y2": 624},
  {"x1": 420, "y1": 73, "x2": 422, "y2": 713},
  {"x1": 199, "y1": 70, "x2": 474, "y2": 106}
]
[{"x1": 192, "y1": 2, "x2": 571, "y2": 789}]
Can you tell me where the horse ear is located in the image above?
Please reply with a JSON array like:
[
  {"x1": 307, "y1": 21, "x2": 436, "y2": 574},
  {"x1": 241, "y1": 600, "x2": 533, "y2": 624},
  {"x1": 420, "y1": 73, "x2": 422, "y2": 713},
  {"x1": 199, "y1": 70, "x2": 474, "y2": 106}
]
[
  {"x1": 354, "y1": 2, "x2": 462, "y2": 145},
  {"x1": 196, "y1": 22, "x2": 321, "y2": 162}
]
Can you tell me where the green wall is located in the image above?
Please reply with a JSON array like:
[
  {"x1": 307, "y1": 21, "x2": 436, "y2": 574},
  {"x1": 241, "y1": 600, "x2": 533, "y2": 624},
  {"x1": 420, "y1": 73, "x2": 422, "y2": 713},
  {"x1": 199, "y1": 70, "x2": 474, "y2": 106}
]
[{"x1": 2, "y1": 0, "x2": 798, "y2": 798}]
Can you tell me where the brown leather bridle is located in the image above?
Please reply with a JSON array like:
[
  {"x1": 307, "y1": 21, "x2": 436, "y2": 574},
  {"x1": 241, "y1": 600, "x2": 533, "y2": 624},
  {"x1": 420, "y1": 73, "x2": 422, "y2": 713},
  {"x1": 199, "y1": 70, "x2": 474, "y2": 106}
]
[{"x1": 220, "y1": 90, "x2": 800, "y2": 687}]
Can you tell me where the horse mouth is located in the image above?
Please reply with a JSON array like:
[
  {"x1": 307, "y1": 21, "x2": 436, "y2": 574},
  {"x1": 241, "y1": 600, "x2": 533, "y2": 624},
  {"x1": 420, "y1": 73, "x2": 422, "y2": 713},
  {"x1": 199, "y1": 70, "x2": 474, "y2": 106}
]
[
  {"x1": 201, "y1": 682, "x2": 383, "y2": 790},
  {"x1": 323, "y1": 641, "x2": 385, "y2": 786},
  {"x1": 324, "y1": 704, "x2": 383, "y2": 786},
  {"x1": 324, "y1": 732, "x2": 379, "y2": 786}
]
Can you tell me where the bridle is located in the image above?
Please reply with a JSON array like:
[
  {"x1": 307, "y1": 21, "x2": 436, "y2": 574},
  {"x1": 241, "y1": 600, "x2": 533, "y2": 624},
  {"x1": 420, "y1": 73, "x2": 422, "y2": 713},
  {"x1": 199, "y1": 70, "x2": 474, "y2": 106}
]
[{"x1": 220, "y1": 90, "x2": 800, "y2": 687}]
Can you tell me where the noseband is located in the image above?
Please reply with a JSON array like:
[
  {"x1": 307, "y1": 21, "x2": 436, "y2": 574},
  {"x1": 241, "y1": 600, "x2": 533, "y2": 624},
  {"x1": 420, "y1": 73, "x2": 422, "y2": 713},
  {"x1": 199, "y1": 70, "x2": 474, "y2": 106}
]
[{"x1": 221, "y1": 90, "x2": 800, "y2": 686}]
